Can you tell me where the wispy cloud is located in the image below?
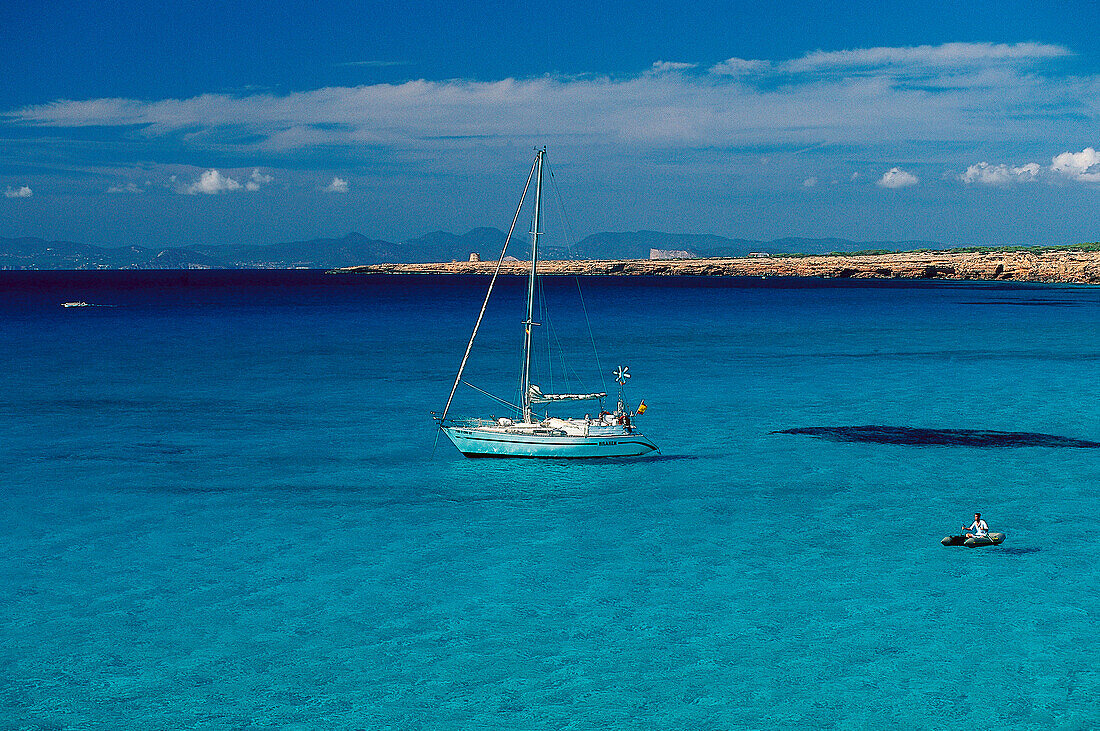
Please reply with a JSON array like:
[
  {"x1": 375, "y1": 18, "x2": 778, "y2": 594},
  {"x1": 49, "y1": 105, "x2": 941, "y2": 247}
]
[
  {"x1": 4, "y1": 185, "x2": 32, "y2": 198},
  {"x1": 709, "y1": 57, "x2": 771, "y2": 76},
  {"x1": 707, "y1": 42, "x2": 1069, "y2": 78},
  {"x1": 335, "y1": 60, "x2": 411, "y2": 68},
  {"x1": 3, "y1": 42, "x2": 1094, "y2": 185},
  {"x1": 649, "y1": 61, "x2": 698, "y2": 75},
  {"x1": 245, "y1": 169, "x2": 273, "y2": 191},
  {"x1": 779, "y1": 42, "x2": 1071, "y2": 73},
  {"x1": 107, "y1": 181, "x2": 147, "y2": 194},
  {"x1": 8, "y1": 74, "x2": 1079, "y2": 151},
  {"x1": 324, "y1": 176, "x2": 349, "y2": 193},
  {"x1": 877, "y1": 167, "x2": 918, "y2": 188}
]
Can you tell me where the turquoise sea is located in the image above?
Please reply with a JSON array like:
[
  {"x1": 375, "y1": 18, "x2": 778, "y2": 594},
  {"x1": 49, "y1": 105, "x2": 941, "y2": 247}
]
[{"x1": 1, "y1": 271, "x2": 1098, "y2": 729}]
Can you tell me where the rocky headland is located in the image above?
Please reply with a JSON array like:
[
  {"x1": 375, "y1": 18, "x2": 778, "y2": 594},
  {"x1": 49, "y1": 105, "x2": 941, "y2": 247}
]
[{"x1": 334, "y1": 249, "x2": 1100, "y2": 284}]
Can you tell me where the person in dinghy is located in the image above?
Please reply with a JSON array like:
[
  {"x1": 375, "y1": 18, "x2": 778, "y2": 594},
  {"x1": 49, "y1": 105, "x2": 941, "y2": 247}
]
[
  {"x1": 942, "y1": 512, "x2": 1005, "y2": 547},
  {"x1": 963, "y1": 512, "x2": 989, "y2": 539}
]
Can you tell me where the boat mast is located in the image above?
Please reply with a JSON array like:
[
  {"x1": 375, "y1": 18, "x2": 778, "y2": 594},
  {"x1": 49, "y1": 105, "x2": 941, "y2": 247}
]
[{"x1": 521, "y1": 148, "x2": 544, "y2": 423}]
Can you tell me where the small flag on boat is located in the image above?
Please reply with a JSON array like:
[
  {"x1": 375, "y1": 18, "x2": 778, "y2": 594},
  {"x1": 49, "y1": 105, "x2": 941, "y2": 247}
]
[{"x1": 637, "y1": 400, "x2": 647, "y2": 415}]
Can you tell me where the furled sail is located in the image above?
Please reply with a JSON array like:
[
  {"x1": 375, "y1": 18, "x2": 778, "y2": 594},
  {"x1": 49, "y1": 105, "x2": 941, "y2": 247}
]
[{"x1": 528, "y1": 384, "x2": 606, "y2": 404}]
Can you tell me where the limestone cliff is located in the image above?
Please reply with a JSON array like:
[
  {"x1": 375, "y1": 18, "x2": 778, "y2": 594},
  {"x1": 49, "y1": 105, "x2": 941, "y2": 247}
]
[{"x1": 334, "y1": 250, "x2": 1100, "y2": 284}]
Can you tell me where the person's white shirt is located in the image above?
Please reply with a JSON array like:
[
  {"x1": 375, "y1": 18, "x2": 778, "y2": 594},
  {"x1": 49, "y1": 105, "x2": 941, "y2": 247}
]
[{"x1": 967, "y1": 518, "x2": 989, "y2": 537}]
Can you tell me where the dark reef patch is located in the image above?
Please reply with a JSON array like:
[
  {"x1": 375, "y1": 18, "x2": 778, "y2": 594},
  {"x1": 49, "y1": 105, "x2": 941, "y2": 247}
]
[{"x1": 773, "y1": 425, "x2": 1100, "y2": 448}]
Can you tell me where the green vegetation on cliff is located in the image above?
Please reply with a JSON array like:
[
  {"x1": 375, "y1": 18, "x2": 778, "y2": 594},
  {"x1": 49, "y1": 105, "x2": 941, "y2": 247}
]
[{"x1": 777, "y1": 242, "x2": 1100, "y2": 258}]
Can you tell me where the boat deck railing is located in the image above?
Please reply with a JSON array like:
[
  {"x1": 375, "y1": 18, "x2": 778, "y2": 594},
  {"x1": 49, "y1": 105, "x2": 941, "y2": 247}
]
[{"x1": 444, "y1": 417, "x2": 506, "y2": 428}]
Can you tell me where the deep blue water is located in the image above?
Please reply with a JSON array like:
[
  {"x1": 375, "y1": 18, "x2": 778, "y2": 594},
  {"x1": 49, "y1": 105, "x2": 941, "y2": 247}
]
[{"x1": 1, "y1": 271, "x2": 1098, "y2": 729}]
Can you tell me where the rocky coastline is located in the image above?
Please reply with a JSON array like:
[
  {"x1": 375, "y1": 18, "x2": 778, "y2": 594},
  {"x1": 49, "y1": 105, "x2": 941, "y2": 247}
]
[{"x1": 335, "y1": 249, "x2": 1100, "y2": 284}]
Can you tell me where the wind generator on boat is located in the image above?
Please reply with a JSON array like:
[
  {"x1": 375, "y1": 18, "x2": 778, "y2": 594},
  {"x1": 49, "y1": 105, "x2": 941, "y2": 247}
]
[{"x1": 434, "y1": 149, "x2": 658, "y2": 458}]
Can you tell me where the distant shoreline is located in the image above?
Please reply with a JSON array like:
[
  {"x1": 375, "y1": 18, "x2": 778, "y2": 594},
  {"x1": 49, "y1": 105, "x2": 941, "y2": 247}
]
[{"x1": 333, "y1": 249, "x2": 1100, "y2": 285}]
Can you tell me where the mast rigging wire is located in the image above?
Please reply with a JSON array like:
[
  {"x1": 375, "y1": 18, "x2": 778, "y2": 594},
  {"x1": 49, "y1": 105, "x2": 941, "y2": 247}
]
[
  {"x1": 462, "y1": 381, "x2": 521, "y2": 413},
  {"x1": 438, "y1": 155, "x2": 538, "y2": 426},
  {"x1": 547, "y1": 162, "x2": 608, "y2": 396}
]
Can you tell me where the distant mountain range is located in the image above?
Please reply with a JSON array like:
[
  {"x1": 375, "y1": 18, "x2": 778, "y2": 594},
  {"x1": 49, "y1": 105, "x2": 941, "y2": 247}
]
[{"x1": 0, "y1": 230, "x2": 948, "y2": 270}]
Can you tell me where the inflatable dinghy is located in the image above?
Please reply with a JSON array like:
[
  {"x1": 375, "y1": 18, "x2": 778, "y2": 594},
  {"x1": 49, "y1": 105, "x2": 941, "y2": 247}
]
[{"x1": 941, "y1": 532, "x2": 1006, "y2": 548}]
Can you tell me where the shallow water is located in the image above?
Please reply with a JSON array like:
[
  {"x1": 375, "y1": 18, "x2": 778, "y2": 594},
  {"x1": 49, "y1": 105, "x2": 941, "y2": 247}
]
[{"x1": 1, "y1": 271, "x2": 1098, "y2": 728}]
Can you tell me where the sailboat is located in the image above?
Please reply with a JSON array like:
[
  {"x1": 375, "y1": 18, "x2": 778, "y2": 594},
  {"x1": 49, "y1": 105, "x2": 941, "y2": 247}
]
[{"x1": 435, "y1": 149, "x2": 658, "y2": 458}]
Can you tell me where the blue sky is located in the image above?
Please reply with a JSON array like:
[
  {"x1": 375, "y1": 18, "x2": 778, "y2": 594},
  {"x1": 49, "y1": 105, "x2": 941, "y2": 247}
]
[{"x1": 3, "y1": 0, "x2": 1100, "y2": 248}]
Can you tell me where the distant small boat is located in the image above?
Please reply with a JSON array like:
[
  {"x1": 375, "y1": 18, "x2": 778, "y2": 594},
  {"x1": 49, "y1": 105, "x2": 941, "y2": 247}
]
[
  {"x1": 941, "y1": 532, "x2": 1006, "y2": 548},
  {"x1": 62, "y1": 301, "x2": 91, "y2": 307}
]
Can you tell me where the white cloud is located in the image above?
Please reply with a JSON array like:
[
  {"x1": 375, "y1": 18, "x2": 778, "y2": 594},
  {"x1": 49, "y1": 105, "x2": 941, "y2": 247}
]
[
  {"x1": 1050, "y1": 147, "x2": 1100, "y2": 182},
  {"x1": 3, "y1": 43, "x2": 1095, "y2": 165},
  {"x1": 958, "y1": 150, "x2": 1100, "y2": 185},
  {"x1": 4, "y1": 185, "x2": 32, "y2": 198},
  {"x1": 877, "y1": 167, "x2": 918, "y2": 188},
  {"x1": 184, "y1": 169, "x2": 242, "y2": 194},
  {"x1": 711, "y1": 43, "x2": 1060, "y2": 80},
  {"x1": 709, "y1": 57, "x2": 770, "y2": 75},
  {"x1": 245, "y1": 168, "x2": 273, "y2": 191},
  {"x1": 325, "y1": 176, "x2": 349, "y2": 193},
  {"x1": 0, "y1": 75, "x2": 991, "y2": 149},
  {"x1": 183, "y1": 168, "x2": 271, "y2": 194},
  {"x1": 781, "y1": 42, "x2": 1072, "y2": 73},
  {"x1": 959, "y1": 161, "x2": 1041, "y2": 185},
  {"x1": 649, "y1": 61, "x2": 697, "y2": 74}
]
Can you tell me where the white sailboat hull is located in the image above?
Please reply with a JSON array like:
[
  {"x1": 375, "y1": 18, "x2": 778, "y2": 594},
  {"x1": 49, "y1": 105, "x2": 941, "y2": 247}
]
[{"x1": 443, "y1": 425, "x2": 658, "y2": 458}]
